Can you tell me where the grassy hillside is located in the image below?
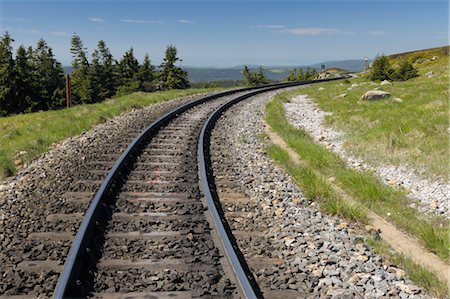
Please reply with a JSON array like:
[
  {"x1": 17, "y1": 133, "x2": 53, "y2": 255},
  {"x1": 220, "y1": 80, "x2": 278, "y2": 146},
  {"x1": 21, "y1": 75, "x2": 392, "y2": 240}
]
[
  {"x1": 0, "y1": 88, "x2": 217, "y2": 179},
  {"x1": 287, "y1": 46, "x2": 449, "y2": 180}
]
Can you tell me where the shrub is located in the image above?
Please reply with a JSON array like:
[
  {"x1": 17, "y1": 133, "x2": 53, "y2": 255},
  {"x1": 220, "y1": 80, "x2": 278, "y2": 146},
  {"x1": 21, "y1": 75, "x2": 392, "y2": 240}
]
[
  {"x1": 368, "y1": 55, "x2": 394, "y2": 81},
  {"x1": 393, "y1": 60, "x2": 418, "y2": 81}
]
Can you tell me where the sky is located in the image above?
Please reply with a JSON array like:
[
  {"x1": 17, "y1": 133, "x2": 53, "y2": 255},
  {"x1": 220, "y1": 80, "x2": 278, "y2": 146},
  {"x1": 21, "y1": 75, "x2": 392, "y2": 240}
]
[{"x1": 0, "y1": 0, "x2": 448, "y2": 67}]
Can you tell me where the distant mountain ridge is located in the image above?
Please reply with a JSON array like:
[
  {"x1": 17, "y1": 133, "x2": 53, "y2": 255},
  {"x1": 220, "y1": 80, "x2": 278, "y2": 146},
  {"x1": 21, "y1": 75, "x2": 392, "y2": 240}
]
[{"x1": 63, "y1": 59, "x2": 369, "y2": 82}]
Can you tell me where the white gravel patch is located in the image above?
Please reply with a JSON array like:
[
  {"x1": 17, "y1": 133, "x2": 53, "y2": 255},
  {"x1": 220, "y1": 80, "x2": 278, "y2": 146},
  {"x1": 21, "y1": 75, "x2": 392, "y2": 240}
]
[{"x1": 284, "y1": 94, "x2": 449, "y2": 218}]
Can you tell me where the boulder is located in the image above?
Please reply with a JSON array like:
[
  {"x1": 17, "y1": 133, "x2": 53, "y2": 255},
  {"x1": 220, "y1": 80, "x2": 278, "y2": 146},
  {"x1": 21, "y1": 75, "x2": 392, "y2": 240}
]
[
  {"x1": 431, "y1": 56, "x2": 440, "y2": 60},
  {"x1": 380, "y1": 80, "x2": 392, "y2": 85},
  {"x1": 425, "y1": 71, "x2": 435, "y2": 78},
  {"x1": 337, "y1": 93, "x2": 347, "y2": 98},
  {"x1": 318, "y1": 87, "x2": 325, "y2": 91},
  {"x1": 359, "y1": 90, "x2": 391, "y2": 101},
  {"x1": 393, "y1": 97, "x2": 403, "y2": 103}
]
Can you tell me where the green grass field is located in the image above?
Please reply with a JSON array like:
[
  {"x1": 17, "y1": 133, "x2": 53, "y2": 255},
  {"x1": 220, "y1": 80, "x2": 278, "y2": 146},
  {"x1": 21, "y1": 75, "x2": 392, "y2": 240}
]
[
  {"x1": 293, "y1": 48, "x2": 448, "y2": 180},
  {"x1": 0, "y1": 88, "x2": 217, "y2": 179}
]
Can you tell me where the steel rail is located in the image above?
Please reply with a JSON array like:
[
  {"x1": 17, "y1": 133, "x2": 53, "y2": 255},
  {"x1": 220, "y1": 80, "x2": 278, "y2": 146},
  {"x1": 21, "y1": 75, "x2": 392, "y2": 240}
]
[
  {"x1": 198, "y1": 78, "x2": 343, "y2": 299},
  {"x1": 53, "y1": 78, "x2": 342, "y2": 298}
]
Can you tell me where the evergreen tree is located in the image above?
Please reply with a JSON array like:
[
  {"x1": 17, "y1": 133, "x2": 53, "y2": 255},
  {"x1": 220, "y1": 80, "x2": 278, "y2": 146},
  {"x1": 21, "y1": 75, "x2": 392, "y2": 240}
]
[
  {"x1": 369, "y1": 55, "x2": 394, "y2": 81},
  {"x1": 137, "y1": 53, "x2": 155, "y2": 91},
  {"x1": 14, "y1": 45, "x2": 35, "y2": 113},
  {"x1": 116, "y1": 47, "x2": 141, "y2": 95},
  {"x1": 286, "y1": 68, "x2": 297, "y2": 82},
  {"x1": 32, "y1": 39, "x2": 64, "y2": 110},
  {"x1": 70, "y1": 34, "x2": 99, "y2": 103},
  {"x1": 242, "y1": 65, "x2": 252, "y2": 85},
  {"x1": 297, "y1": 68, "x2": 305, "y2": 81},
  {"x1": 0, "y1": 32, "x2": 16, "y2": 115},
  {"x1": 96, "y1": 40, "x2": 116, "y2": 98},
  {"x1": 158, "y1": 45, "x2": 189, "y2": 90},
  {"x1": 393, "y1": 60, "x2": 418, "y2": 81},
  {"x1": 242, "y1": 65, "x2": 268, "y2": 86}
]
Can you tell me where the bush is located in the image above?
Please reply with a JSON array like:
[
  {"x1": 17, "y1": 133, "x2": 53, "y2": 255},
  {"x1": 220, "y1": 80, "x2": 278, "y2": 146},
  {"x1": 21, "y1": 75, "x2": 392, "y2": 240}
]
[
  {"x1": 393, "y1": 60, "x2": 418, "y2": 81},
  {"x1": 368, "y1": 55, "x2": 394, "y2": 81}
]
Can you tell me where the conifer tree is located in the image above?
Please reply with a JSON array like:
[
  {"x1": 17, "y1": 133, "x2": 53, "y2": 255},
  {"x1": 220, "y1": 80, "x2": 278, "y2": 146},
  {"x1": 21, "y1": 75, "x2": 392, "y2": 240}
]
[
  {"x1": 158, "y1": 45, "x2": 189, "y2": 90},
  {"x1": 137, "y1": 53, "x2": 155, "y2": 91},
  {"x1": 393, "y1": 60, "x2": 418, "y2": 81},
  {"x1": 0, "y1": 32, "x2": 16, "y2": 115},
  {"x1": 14, "y1": 45, "x2": 35, "y2": 113},
  {"x1": 96, "y1": 40, "x2": 116, "y2": 98},
  {"x1": 369, "y1": 55, "x2": 394, "y2": 81},
  {"x1": 70, "y1": 34, "x2": 99, "y2": 103},
  {"x1": 32, "y1": 39, "x2": 64, "y2": 110},
  {"x1": 116, "y1": 47, "x2": 140, "y2": 95}
]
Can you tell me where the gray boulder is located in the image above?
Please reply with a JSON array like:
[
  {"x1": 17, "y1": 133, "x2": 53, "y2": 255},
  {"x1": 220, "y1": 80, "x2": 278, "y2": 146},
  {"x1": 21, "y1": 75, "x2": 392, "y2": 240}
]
[
  {"x1": 380, "y1": 80, "x2": 392, "y2": 85},
  {"x1": 359, "y1": 90, "x2": 391, "y2": 101}
]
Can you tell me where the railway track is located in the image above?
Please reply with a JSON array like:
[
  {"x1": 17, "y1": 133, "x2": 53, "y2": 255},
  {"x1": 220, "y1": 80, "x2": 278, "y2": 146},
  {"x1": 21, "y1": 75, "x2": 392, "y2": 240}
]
[{"x1": 0, "y1": 79, "x2": 341, "y2": 299}]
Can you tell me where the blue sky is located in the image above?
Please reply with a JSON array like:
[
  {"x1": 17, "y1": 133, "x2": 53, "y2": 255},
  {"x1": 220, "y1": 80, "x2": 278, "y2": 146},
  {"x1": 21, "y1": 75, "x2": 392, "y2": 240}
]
[{"x1": 0, "y1": 1, "x2": 448, "y2": 67}]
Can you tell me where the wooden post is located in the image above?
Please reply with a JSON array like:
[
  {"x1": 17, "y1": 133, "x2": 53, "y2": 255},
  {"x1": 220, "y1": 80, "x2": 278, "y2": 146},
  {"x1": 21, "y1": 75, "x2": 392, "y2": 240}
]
[{"x1": 65, "y1": 74, "x2": 72, "y2": 108}]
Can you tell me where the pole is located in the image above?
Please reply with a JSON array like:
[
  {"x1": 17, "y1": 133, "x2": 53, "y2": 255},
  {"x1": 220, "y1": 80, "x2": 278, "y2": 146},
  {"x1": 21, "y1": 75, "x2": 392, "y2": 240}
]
[{"x1": 65, "y1": 74, "x2": 72, "y2": 108}]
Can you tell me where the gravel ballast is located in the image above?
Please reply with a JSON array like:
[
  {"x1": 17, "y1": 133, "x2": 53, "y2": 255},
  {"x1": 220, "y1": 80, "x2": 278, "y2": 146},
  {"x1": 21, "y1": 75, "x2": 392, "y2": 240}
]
[
  {"x1": 285, "y1": 94, "x2": 449, "y2": 218},
  {"x1": 210, "y1": 89, "x2": 429, "y2": 298},
  {"x1": 0, "y1": 91, "x2": 219, "y2": 297}
]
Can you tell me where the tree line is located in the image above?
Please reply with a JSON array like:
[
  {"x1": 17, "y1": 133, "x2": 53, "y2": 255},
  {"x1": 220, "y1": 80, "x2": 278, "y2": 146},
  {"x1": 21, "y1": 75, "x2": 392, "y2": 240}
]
[
  {"x1": 241, "y1": 65, "x2": 320, "y2": 87},
  {"x1": 0, "y1": 32, "x2": 189, "y2": 116}
]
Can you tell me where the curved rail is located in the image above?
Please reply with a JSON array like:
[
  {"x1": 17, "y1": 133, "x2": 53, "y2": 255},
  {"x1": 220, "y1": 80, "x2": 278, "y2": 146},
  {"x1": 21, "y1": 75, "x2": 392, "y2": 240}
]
[
  {"x1": 198, "y1": 78, "x2": 343, "y2": 298},
  {"x1": 53, "y1": 78, "x2": 342, "y2": 298}
]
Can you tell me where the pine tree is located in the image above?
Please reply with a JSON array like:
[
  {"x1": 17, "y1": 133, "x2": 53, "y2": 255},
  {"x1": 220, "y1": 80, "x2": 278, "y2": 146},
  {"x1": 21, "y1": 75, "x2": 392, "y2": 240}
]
[
  {"x1": 0, "y1": 32, "x2": 16, "y2": 115},
  {"x1": 297, "y1": 68, "x2": 305, "y2": 81},
  {"x1": 286, "y1": 68, "x2": 297, "y2": 82},
  {"x1": 96, "y1": 40, "x2": 116, "y2": 98},
  {"x1": 14, "y1": 45, "x2": 35, "y2": 113},
  {"x1": 137, "y1": 53, "x2": 155, "y2": 91},
  {"x1": 393, "y1": 60, "x2": 418, "y2": 81},
  {"x1": 242, "y1": 65, "x2": 252, "y2": 85},
  {"x1": 32, "y1": 39, "x2": 65, "y2": 110},
  {"x1": 158, "y1": 45, "x2": 189, "y2": 90},
  {"x1": 116, "y1": 47, "x2": 141, "y2": 95},
  {"x1": 369, "y1": 55, "x2": 394, "y2": 81},
  {"x1": 70, "y1": 34, "x2": 99, "y2": 103}
]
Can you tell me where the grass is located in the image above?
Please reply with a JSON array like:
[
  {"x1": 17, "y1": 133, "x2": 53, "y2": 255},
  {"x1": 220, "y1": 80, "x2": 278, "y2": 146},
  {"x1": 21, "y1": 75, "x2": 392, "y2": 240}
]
[
  {"x1": 293, "y1": 49, "x2": 448, "y2": 180},
  {"x1": 367, "y1": 238, "x2": 449, "y2": 298},
  {"x1": 266, "y1": 143, "x2": 368, "y2": 224},
  {"x1": 265, "y1": 89, "x2": 449, "y2": 261},
  {"x1": 0, "y1": 88, "x2": 218, "y2": 179}
]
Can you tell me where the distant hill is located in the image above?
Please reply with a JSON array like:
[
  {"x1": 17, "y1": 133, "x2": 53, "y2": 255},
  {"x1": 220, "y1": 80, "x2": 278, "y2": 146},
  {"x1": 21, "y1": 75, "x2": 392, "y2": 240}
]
[{"x1": 64, "y1": 58, "x2": 369, "y2": 82}]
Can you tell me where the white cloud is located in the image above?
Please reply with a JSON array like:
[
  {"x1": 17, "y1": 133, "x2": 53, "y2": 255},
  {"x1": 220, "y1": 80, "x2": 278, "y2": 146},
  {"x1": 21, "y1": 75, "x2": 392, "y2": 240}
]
[
  {"x1": 89, "y1": 17, "x2": 106, "y2": 23},
  {"x1": 50, "y1": 31, "x2": 70, "y2": 37},
  {"x1": 366, "y1": 30, "x2": 388, "y2": 36},
  {"x1": 255, "y1": 25, "x2": 285, "y2": 29},
  {"x1": 178, "y1": 19, "x2": 194, "y2": 24},
  {"x1": 282, "y1": 27, "x2": 340, "y2": 36},
  {"x1": 120, "y1": 19, "x2": 164, "y2": 24},
  {"x1": 31, "y1": 29, "x2": 42, "y2": 35}
]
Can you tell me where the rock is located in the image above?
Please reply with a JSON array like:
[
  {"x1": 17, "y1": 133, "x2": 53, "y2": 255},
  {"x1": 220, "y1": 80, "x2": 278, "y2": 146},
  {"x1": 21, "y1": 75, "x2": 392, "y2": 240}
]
[
  {"x1": 14, "y1": 159, "x2": 23, "y2": 167},
  {"x1": 318, "y1": 87, "x2": 325, "y2": 91},
  {"x1": 430, "y1": 200, "x2": 438, "y2": 210},
  {"x1": 431, "y1": 56, "x2": 439, "y2": 60},
  {"x1": 351, "y1": 83, "x2": 359, "y2": 87},
  {"x1": 291, "y1": 198, "x2": 302, "y2": 205},
  {"x1": 395, "y1": 269, "x2": 406, "y2": 280},
  {"x1": 359, "y1": 90, "x2": 391, "y2": 101},
  {"x1": 275, "y1": 207, "x2": 284, "y2": 216},
  {"x1": 337, "y1": 222, "x2": 348, "y2": 230},
  {"x1": 425, "y1": 71, "x2": 435, "y2": 78},
  {"x1": 393, "y1": 98, "x2": 403, "y2": 103},
  {"x1": 337, "y1": 93, "x2": 347, "y2": 98},
  {"x1": 380, "y1": 80, "x2": 391, "y2": 85}
]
